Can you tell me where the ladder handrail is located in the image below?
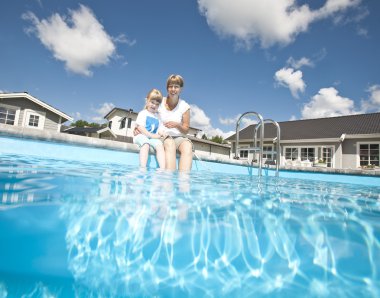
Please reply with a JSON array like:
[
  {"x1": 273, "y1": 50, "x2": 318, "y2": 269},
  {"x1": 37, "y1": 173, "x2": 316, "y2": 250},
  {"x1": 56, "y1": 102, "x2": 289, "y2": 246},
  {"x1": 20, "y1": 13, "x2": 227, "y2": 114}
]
[
  {"x1": 254, "y1": 119, "x2": 281, "y2": 176},
  {"x1": 235, "y1": 112, "x2": 264, "y2": 176}
]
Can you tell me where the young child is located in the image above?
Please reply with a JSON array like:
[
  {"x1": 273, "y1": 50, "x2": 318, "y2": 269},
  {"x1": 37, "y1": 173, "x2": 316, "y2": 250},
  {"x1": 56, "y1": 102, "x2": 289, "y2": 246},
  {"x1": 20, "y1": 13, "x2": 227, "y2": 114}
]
[{"x1": 134, "y1": 89, "x2": 166, "y2": 169}]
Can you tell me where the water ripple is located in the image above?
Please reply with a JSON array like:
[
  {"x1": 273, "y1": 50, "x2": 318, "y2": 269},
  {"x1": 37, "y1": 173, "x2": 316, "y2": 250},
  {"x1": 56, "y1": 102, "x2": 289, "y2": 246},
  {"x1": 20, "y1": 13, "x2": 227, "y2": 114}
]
[{"x1": 1, "y1": 153, "x2": 379, "y2": 297}]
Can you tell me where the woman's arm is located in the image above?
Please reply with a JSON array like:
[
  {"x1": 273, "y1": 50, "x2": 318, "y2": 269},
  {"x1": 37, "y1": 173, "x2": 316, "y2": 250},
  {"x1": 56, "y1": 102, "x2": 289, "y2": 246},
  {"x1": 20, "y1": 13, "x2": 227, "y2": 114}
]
[{"x1": 164, "y1": 109, "x2": 190, "y2": 134}]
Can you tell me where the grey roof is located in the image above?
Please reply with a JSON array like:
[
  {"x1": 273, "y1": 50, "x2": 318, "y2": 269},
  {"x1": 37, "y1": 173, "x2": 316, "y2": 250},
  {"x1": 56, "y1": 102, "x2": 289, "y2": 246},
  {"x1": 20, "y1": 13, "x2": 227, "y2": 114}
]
[
  {"x1": 64, "y1": 126, "x2": 101, "y2": 133},
  {"x1": 0, "y1": 92, "x2": 73, "y2": 122},
  {"x1": 187, "y1": 135, "x2": 231, "y2": 148},
  {"x1": 226, "y1": 112, "x2": 380, "y2": 141},
  {"x1": 104, "y1": 107, "x2": 137, "y2": 119}
]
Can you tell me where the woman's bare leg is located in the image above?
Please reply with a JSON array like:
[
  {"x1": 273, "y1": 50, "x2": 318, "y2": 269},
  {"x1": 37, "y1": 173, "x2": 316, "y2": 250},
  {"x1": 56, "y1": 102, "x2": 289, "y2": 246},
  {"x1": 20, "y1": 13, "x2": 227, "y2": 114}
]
[
  {"x1": 178, "y1": 140, "x2": 193, "y2": 171},
  {"x1": 164, "y1": 138, "x2": 177, "y2": 170}
]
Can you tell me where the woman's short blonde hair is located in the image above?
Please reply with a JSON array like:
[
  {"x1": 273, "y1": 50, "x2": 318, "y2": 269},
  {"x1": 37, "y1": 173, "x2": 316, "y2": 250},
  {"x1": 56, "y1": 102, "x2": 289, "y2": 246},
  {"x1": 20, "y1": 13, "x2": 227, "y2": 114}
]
[{"x1": 166, "y1": 74, "x2": 184, "y2": 89}]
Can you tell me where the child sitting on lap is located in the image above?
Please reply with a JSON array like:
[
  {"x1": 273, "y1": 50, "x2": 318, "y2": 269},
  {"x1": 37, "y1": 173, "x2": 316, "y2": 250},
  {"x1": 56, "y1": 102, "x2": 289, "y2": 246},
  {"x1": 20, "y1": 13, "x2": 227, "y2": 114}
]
[{"x1": 134, "y1": 89, "x2": 167, "y2": 169}]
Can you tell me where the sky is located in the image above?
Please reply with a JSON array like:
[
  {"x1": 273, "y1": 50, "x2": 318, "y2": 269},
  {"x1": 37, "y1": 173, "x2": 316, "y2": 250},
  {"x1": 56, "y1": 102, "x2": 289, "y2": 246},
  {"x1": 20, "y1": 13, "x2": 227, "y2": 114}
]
[{"x1": 1, "y1": 0, "x2": 380, "y2": 138}]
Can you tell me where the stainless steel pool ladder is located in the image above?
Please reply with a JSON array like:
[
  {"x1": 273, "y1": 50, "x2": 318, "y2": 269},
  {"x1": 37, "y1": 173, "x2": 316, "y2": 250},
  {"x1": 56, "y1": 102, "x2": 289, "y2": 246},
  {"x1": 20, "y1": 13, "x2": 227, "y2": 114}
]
[
  {"x1": 235, "y1": 112, "x2": 264, "y2": 176},
  {"x1": 254, "y1": 119, "x2": 281, "y2": 177}
]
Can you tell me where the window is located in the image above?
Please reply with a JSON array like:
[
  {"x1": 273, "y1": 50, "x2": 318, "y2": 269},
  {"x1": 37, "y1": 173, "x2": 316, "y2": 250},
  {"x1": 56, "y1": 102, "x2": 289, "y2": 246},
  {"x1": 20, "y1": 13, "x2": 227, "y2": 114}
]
[
  {"x1": 359, "y1": 144, "x2": 379, "y2": 167},
  {"x1": 285, "y1": 146, "x2": 334, "y2": 167},
  {"x1": 285, "y1": 148, "x2": 298, "y2": 160},
  {"x1": 22, "y1": 110, "x2": 45, "y2": 129},
  {"x1": 239, "y1": 150, "x2": 248, "y2": 159},
  {"x1": 120, "y1": 117, "x2": 131, "y2": 129},
  {"x1": 322, "y1": 147, "x2": 333, "y2": 167},
  {"x1": 28, "y1": 114, "x2": 40, "y2": 127},
  {"x1": 120, "y1": 118, "x2": 126, "y2": 129},
  {"x1": 0, "y1": 106, "x2": 17, "y2": 125},
  {"x1": 300, "y1": 147, "x2": 315, "y2": 162},
  {"x1": 285, "y1": 147, "x2": 318, "y2": 162},
  {"x1": 108, "y1": 121, "x2": 112, "y2": 129},
  {"x1": 262, "y1": 145, "x2": 273, "y2": 160}
]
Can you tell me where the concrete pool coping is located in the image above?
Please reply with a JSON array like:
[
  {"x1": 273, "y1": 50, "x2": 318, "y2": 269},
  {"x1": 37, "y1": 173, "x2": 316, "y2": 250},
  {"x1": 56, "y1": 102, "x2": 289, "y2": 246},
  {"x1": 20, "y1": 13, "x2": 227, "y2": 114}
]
[{"x1": 1, "y1": 124, "x2": 380, "y2": 177}]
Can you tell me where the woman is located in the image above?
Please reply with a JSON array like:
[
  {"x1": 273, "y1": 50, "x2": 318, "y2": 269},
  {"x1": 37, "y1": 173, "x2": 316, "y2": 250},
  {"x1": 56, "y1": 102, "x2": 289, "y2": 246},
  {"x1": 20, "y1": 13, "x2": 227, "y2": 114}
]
[{"x1": 158, "y1": 74, "x2": 193, "y2": 171}]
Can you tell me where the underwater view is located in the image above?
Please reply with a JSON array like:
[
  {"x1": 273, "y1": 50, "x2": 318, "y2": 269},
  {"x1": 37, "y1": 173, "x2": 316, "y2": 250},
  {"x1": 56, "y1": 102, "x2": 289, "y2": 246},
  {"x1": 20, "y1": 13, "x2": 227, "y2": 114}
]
[{"x1": 0, "y1": 153, "x2": 380, "y2": 297}]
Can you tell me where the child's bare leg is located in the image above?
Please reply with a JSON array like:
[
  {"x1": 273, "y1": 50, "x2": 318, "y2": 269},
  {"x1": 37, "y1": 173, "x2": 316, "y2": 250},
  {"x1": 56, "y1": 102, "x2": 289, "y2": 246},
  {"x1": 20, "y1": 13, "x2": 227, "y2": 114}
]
[
  {"x1": 155, "y1": 144, "x2": 166, "y2": 169},
  {"x1": 139, "y1": 144, "x2": 150, "y2": 167}
]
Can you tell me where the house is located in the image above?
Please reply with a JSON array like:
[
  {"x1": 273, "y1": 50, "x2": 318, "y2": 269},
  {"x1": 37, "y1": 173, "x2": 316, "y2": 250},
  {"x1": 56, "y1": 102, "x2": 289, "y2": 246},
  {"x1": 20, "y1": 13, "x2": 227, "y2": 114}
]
[
  {"x1": 104, "y1": 107, "x2": 231, "y2": 159},
  {"x1": 226, "y1": 112, "x2": 380, "y2": 169},
  {"x1": 104, "y1": 107, "x2": 138, "y2": 140},
  {"x1": 0, "y1": 92, "x2": 73, "y2": 131},
  {"x1": 63, "y1": 126, "x2": 117, "y2": 140}
]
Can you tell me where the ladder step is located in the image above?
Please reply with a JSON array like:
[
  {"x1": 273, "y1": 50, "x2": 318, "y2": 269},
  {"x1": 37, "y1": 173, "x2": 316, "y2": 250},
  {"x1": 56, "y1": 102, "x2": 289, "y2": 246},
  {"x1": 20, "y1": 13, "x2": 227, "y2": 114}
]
[{"x1": 235, "y1": 112, "x2": 281, "y2": 177}]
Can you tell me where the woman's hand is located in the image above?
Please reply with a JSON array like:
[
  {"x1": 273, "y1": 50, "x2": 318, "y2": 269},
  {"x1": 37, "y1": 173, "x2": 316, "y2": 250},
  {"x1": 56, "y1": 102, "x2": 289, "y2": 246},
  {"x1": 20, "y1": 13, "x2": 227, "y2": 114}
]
[
  {"x1": 163, "y1": 110, "x2": 190, "y2": 134},
  {"x1": 164, "y1": 121, "x2": 180, "y2": 129}
]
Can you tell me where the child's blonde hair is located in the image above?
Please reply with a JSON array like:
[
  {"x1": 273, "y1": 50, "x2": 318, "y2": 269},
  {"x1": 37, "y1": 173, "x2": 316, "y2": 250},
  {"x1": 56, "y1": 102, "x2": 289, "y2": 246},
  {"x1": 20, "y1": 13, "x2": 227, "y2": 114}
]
[{"x1": 145, "y1": 88, "x2": 163, "y2": 109}]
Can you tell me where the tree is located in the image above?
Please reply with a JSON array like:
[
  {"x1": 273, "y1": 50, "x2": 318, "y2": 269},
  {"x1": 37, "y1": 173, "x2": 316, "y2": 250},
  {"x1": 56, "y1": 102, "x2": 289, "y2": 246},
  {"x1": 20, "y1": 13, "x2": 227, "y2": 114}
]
[
  {"x1": 210, "y1": 135, "x2": 224, "y2": 144},
  {"x1": 71, "y1": 120, "x2": 101, "y2": 128},
  {"x1": 201, "y1": 134, "x2": 208, "y2": 140}
]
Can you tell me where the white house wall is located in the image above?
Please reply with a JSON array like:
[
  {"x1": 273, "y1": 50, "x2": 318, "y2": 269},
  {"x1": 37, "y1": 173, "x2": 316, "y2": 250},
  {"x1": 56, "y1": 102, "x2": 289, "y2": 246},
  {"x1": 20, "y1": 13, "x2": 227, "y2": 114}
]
[
  {"x1": 192, "y1": 141, "x2": 231, "y2": 159},
  {"x1": 108, "y1": 110, "x2": 137, "y2": 137}
]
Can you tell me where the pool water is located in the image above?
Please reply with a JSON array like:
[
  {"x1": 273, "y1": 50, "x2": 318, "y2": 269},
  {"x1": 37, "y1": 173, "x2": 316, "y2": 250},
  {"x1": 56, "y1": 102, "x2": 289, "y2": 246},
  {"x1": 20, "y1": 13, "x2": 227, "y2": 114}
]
[{"x1": 0, "y1": 153, "x2": 380, "y2": 297}]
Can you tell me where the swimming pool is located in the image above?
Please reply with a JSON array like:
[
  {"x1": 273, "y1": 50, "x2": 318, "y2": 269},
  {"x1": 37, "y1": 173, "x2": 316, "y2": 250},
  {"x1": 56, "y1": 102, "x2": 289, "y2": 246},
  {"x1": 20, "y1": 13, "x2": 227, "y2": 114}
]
[{"x1": 1, "y1": 136, "x2": 380, "y2": 297}]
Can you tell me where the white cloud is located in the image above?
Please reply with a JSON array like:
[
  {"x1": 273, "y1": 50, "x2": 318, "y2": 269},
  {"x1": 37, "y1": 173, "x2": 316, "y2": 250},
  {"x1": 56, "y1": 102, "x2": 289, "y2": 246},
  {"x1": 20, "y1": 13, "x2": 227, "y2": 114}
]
[
  {"x1": 332, "y1": 2, "x2": 368, "y2": 25},
  {"x1": 274, "y1": 67, "x2": 306, "y2": 98},
  {"x1": 190, "y1": 104, "x2": 232, "y2": 139},
  {"x1": 22, "y1": 5, "x2": 117, "y2": 76},
  {"x1": 91, "y1": 102, "x2": 115, "y2": 122},
  {"x1": 367, "y1": 85, "x2": 380, "y2": 105},
  {"x1": 356, "y1": 27, "x2": 368, "y2": 38},
  {"x1": 219, "y1": 115, "x2": 238, "y2": 126},
  {"x1": 72, "y1": 111, "x2": 81, "y2": 121},
  {"x1": 198, "y1": 0, "x2": 361, "y2": 48},
  {"x1": 287, "y1": 56, "x2": 314, "y2": 69},
  {"x1": 361, "y1": 84, "x2": 380, "y2": 112},
  {"x1": 113, "y1": 34, "x2": 136, "y2": 46},
  {"x1": 219, "y1": 114, "x2": 257, "y2": 128},
  {"x1": 190, "y1": 104, "x2": 211, "y2": 127},
  {"x1": 301, "y1": 87, "x2": 356, "y2": 119}
]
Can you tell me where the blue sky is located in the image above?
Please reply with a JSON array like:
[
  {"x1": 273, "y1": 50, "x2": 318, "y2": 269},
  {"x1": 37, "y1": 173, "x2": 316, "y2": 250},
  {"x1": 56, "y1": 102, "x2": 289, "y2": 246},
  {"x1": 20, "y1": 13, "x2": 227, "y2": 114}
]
[{"x1": 1, "y1": 0, "x2": 379, "y2": 138}]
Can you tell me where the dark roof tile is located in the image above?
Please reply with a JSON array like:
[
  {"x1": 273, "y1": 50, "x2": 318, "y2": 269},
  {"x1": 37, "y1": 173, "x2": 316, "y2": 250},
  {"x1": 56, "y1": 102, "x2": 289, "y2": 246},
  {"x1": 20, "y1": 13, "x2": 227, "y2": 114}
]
[{"x1": 226, "y1": 112, "x2": 380, "y2": 140}]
